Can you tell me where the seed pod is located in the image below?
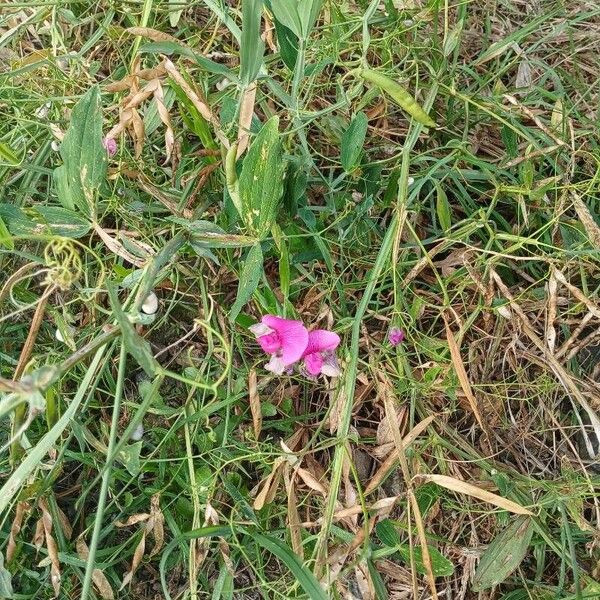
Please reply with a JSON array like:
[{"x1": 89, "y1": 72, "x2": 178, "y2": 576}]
[{"x1": 360, "y1": 68, "x2": 436, "y2": 128}]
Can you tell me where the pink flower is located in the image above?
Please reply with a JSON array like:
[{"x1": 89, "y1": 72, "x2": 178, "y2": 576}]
[
  {"x1": 302, "y1": 330, "x2": 341, "y2": 377},
  {"x1": 103, "y1": 137, "x2": 117, "y2": 156},
  {"x1": 388, "y1": 327, "x2": 404, "y2": 346},
  {"x1": 249, "y1": 315, "x2": 308, "y2": 375}
]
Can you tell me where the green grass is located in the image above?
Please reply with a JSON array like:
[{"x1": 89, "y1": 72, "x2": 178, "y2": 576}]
[{"x1": 2, "y1": 0, "x2": 600, "y2": 598}]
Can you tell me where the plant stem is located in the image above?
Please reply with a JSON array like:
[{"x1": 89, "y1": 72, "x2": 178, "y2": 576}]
[{"x1": 80, "y1": 343, "x2": 128, "y2": 599}]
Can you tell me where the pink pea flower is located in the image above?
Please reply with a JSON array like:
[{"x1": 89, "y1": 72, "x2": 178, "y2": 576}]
[
  {"x1": 388, "y1": 327, "x2": 404, "y2": 346},
  {"x1": 302, "y1": 330, "x2": 341, "y2": 377},
  {"x1": 249, "y1": 315, "x2": 308, "y2": 375},
  {"x1": 103, "y1": 137, "x2": 117, "y2": 156}
]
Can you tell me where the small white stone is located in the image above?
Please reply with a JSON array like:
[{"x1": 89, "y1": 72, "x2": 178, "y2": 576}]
[
  {"x1": 407, "y1": 177, "x2": 415, "y2": 186},
  {"x1": 51, "y1": 141, "x2": 60, "y2": 151},
  {"x1": 55, "y1": 328, "x2": 65, "y2": 342},
  {"x1": 141, "y1": 291, "x2": 159, "y2": 315}
]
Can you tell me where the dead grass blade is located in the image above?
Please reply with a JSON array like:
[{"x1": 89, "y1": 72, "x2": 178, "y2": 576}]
[
  {"x1": 378, "y1": 375, "x2": 438, "y2": 600},
  {"x1": 444, "y1": 318, "x2": 485, "y2": 431},
  {"x1": 249, "y1": 368, "x2": 261, "y2": 438},
  {"x1": 364, "y1": 415, "x2": 435, "y2": 496},
  {"x1": 148, "y1": 493, "x2": 164, "y2": 558},
  {"x1": 416, "y1": 474, "x2": 533, "y2": 515},
  {"x1": 253, "y1": 457, "x2": 285, "y2": 510},
  {"x1": 153, "y1": 80, "x2": 179, "y2": 169},
  {"x1": 38, "y1": 498, "x2": 61, "y2": 597},
  {"x1": 296, "y1": 467, "x2": 328, "y2": 497},
  {"x1": 284, "y1": 465, "x2": 303, "y2": 558},
  {"x1": 7, "y1": 501, "x2": 28, "y2": 562},
  {"x1": 163, "y1": 59, "x2": 230, "y2": 149},
  {"x1": 569, "y1": 192, "x2": 600, "y2": 248},
  {"x1": 93, "y1": 224, "x2": 148, "y2": 267},
  {"x1": 120, "y1": 531, "x2": 146, "y2": 590},
  {"x1": 76, "y1": 537, "x2": 115, "y2": 600},
  {"x1": 236, "y1": 81, "x2": 257, "y2": 158},
  {"x1": 126, "y1": 27, "x2": 179, "y2": 44}
]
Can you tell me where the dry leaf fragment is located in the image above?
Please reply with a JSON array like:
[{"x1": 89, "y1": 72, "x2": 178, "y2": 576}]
[
  {"x1": 93, "y1": 224, "x2": 148, "y2": 267},
  {"x1": 126, "y1": 27, "x2": 180, "y2": 44},
  {"x1": 7, "y1": 501, "x2": 29, "y2": 562},
  {"x1": 76, "y1": 537, "x2": 115, "y2": 600},
  {"x1": 148, "y1": 493, "x2": 164, "y2": 558},
  {"x1": 236, "y1": 81, "x2": 257, "y2": 158},
  {"x1": 296, "y1": 467, "x2": 328, "y2": 496},
  {"x1": 120, "y1": 531, "x2": 146, "y2": 590},
  {"x1": 249, "y1": 368, "x2": 261, "y2": 439},
  {"x1": 571, "y1": 191, "x2": 600, "y2": 248},
  {"x1": 39, "y1": 498, "x2": 61, "y2": 597},
  {"x1": 444, "y1": 319, "x2": 485, "y2": 430},
  {"x1": 416, "y1": 474, "x2": 533, "y2": 515}
]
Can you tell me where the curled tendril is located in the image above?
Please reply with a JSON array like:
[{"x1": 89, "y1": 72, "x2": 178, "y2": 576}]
[{"x1": 43, "y1": 239, "x2": 82, "y2": 290}]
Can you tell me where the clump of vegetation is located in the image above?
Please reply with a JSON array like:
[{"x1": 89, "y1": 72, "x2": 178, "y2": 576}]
[{"x1": 1, "y1": 1, "x2": 600, "y2": 598}]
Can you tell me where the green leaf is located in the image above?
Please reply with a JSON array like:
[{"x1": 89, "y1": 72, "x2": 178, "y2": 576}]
[
  {"x1": 367, "y1": 559, "x2": 389, "y2": 600},
  {"x1": 0, "y1": 204, "x2": 91, "y2": 238},
  {"x1": 168, "y1": 0, "x2": 183, "y2": 26},
  {"x1": 472, "y1": 516, "x2": 533, "y2": 591},
  {"x1": 341, "y1": 111, "x2": 368, "y2": 172},
  {"x1": 118, "y1": 441, "x2": 143, "y2": 476},
  {"x1": 266, "y1": 0, "x2": 298, "y2": 70},
  {"x1": 240, "y1": 0, "x2": 265, "y2": 83},
  {"x1": 360, "y1": 69, "x2": 436, "y2": 128},
  {"x1": 397, "y1": 545, "x2": 455, "y2": 577},
  {"x1": 435, "y1": 184, "x2": 452, "y2": 231},
  {"x1": 170, "y1": 218, "x2": 257, "y2": 248},
  {"x1": 238, "y1": 117, "x2": 285, "y2": 238},
  {"x1": 230, "y1": 244, "x2": 263, "y2": 321},
  {"x1": 270, "y1": 0, "x2": 303, "y2": 38},
  {"x1": 54, "y1": 86, "x2": 107, "y2": 216},
  {"x1": 107, "y1": 283, "x2": 159, "y2": 377},
  {"x1": 0, "y1": 141, "x2": 20, "y2": 165},
  {"x1": 376, "y1": 519, "x2": 401, "y2": 547},
  {"x1": 249, "y1": 532, "x2": 328, "y2": 600},
  {"x1": 0, "y1": 551, "x2": 14, "y2": 598},
  {"x1": 0, "y1": 215, "x2": 13, "y2": 250}
]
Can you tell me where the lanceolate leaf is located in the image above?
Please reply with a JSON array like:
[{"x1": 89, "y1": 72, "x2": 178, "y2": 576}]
[
  {"x1": 270, "y1": 0, "x2": 322, "y2": 39},
  {"x1": 230, "y1": 243, "x2": 264, "y2": 321},
  {"x1": 472, "y1": 516, "x2": 533, "y2": 591},
  {"x1": 240, "y1": 0, "x2": 265, "y2": 84},
  {"x1": 238, "y1": 117, "x2": 285, "y2": 238},
  {"x1": 360, "y1": 69, "x2": 436, "y2": 128},
  {"x1": 54, "y1": 86, "x2": 107, "y2": 217},
  {"x1": 341, "y1": 111, "x2": 368, "y2": 172}
]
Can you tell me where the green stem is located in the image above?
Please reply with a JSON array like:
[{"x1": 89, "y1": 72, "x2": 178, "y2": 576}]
[{"x1": 80, "y1": 343, "x2": 128, "y2": 599}]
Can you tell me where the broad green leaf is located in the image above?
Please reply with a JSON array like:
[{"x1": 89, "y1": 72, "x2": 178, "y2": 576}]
[
  {"x1": 107, "y1": 283, "x2": 159, "y2": 377},
  {"x1": 0, "y1": 552, "x2": 14, "y2": 598},
  {"x1": 472, "y1": 516, "x2": 533, "y2": 591},
  {"x1": 0, "y1": 204, "x2": 91, "y2": 238},
  {"x1": 367, "y1": 559, "x2": 389, "y2": 600},
  {"x1": 0, "y1": 215, "x2": 13, "y2": 249},
  {"x1": 397, "y1": 545, "x2": 455, "y2": 577},
  {"x1": 341, "y1": 111, "x2": 368, "y2": 172},
  {"x1": 266, "y1": 0, "x2": 298, "y2": 70},
  {"x1": 118, "y1": 441, "x2": 143, "y2": 476},
  {"x1": 240, "y1": 0, "x2": 265, "y2": 84},
  {"x1": 0, "y1": 141, "x2": 20, "y2": 165},
  {"x1": 436, "y1": 184, "x2": 452, "y2": 231},
  {"x1": 230, "y1": 244, "x2": 263, "y2": 321},
  {"x1": 168, "y1": 0, "x2": 183, "y2": 26},
  {"x1": 376, "y1": 519, "x2": 401, "y2": 547},
  {"x1": 270, "y1": 0, "x2": 303, "y2": 38},
  {"x1": 360, "y1": 69, "x2": 436, "y2": 128},
  {"x1": 249, "y1": 532, "x2": 328, "y2": 600},
  {"x1": 238, "y1": 117, "x2": 285, "y2": 238},
  {"x1": 54, "y1": 86, "x2": 107, "y2": 217}
]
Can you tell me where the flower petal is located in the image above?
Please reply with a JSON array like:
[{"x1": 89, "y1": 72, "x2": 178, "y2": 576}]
[
  {"x1": 263, "y1": 315, "x2": 309, "y2": 365},
  {"x1": 321, "y1": 353, "x2": 341, "y2": 377},
  {"x1": 249, "y1": 322, "x2": 273, "y2": 337},
  {"x1": 257, "y1": 333, "x2": 281, "y2": 354},
  {"x1": 304, "y1": 352, "x2": 323, "y2": 376},
  {"x1": 303, "y1": 330, "x2": 340, "y2": 357},
  {"x1": 265, "y1": 354, "x2": 286, "y2": 375}
]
